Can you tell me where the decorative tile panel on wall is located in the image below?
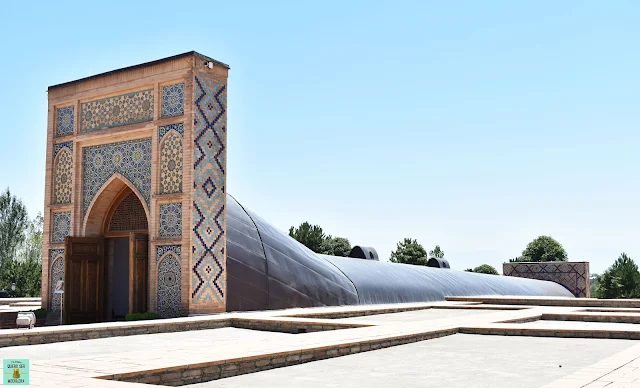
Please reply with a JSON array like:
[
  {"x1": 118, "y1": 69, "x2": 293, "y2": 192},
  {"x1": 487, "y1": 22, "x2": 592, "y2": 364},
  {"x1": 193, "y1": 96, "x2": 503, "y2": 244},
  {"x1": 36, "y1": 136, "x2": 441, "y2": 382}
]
[
  {"x1": 159, "y1": 202, "x2": 182, "y2": 238},
  {"x1": 108, "y1": 192, "x2": 148, "y2": 231},
  {"x1": 191, "y1": 75, "x2": 227, "y2": 305},
  {"x1": 51, "y1": 211, "x2": 71, "y2": 243},
  {"x1": 503, "y1": 261, "x2": 590, "y2": 297},
  {"x1": 53, "y1": 142, "x2": 73, "y2": 204},
  {"x1": 156, "y1": 245, "x2": 182, "y2": 318},
  {"x1": 159, "y1": 123, "x2": 184, "y2": 194},
  {"x1": 56, "y1": 106, "x2": 75, "y2": 136},
  {"x1": 49, "y1": 249, "x2": 65, "y2": 311},
  {"x1": 82, "y1": 138, "x2": 152, "y2": 214},
  {"x1": 80, "y1": 89, "x2": 154, "y2": 132},
  {"x1": 161, "y1": 82, "x2": 185, "y2": 117}
]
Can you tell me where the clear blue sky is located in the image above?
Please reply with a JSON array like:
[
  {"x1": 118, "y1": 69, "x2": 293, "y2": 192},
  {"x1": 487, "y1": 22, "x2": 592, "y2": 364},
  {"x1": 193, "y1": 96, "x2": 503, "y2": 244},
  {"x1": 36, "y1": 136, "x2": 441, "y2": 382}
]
[{"x1": 1, "y1": 0, "x2": 638, "y2": 274}]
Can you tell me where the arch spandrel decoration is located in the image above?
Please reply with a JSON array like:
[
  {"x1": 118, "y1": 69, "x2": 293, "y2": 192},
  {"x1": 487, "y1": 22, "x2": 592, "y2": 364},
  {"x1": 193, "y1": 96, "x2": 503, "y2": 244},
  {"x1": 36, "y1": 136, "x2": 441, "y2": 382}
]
[
  {"x1": 82, "y1": 138, "x2": 152, "y2": 215},
  {"x1": 158, "y1": 123, "x2": 184, "y2": 194},
  {"x1": 53, "y1": 142, "x2": 73, "y2": 204},
  {"x1": 156, "y1": 245, "x2": 182, "y2": 318}
]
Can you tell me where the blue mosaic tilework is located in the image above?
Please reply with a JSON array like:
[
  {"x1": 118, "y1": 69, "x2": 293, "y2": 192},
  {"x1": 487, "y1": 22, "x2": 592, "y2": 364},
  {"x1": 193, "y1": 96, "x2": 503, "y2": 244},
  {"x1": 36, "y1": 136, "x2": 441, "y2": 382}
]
[
  {"x1": 53, "y1": 143, "x2": 73, "y2": 204},
  {"x1": 159, "y1": 124, "x2": 183, "y2": 194},
  {"x1": 51, "y1": 211, "x2": 71, "y2": 243},
  {"x1": 49, "y1": 249, "x2": 65, "y2": 311},
  {"x1": 80, "y1": 89, "x2": 154, "y2": 132},
  {"x1": 56, "y1": 106, "x2": 75, "y2": 136},
  {"x1": 82, "y1": 138, "x2": 152, "y2": 214},
  {"x1": 156, "y1": 246, "x2": 182, "y2": 318},
  {"x1": 159, "y1": 202, "x2": 182, "y2": 238},
  {"x1": 191, "y1": 76, "x2": 227, "y2": 305},
  {"x1": 158, "y1": 122, "x2": 184, "y2": 142},
  {"x1": 54, "y1": 142, "x2": 73, "y2": 157},
  {"x1": 161, "y1": 83, "x2": 185, "y2": 118},
  {"x1": 156, "y1": 245, "x2": 182, "y2": 263}
]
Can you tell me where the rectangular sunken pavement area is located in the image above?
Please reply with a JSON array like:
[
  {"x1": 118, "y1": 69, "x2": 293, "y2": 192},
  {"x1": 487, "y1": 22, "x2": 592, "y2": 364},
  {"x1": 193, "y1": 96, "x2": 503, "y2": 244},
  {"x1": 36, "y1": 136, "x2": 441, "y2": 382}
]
[{"x1": 4, "y1": 297, "x2": 640, "y2": 387}]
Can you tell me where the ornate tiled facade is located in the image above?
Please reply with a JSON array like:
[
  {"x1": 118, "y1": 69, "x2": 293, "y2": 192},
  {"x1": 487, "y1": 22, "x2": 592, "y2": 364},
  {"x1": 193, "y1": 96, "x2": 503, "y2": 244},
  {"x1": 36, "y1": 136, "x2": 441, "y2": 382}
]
[
  {"x1": 159, "y1": 123, "x2": 183, "y2": 194},
  {"x1": 159, "y1": 202, "x2": 182, "y2": 238},
  {"x1": 49, "y1": 249, "x2": 65, "y2": 311},
  {"x1": 56, "y1": 106, "x2": 75, "y2": 136},
  {"x1": 108, "y1": 192, "x2": 148, "y2": 231},
  {"x1": 156, "y1": 245, "x2": 182, "y2": 318},
  {"x1": 53, "y1": 142, "x2": 73, "y2": 204},
  {"x1": 80, "y1": 89, "x2": 154, "y2": 132},
  {"x1": 503, "y1": 261, "x2": 590, "y2": 297},
  {"x1": 51, "y1": 211, "x2": 71, "y2": 244},
  {"x1": 82, "y1": 138, "x2": 152, "y2": 214},
  {"x1": 191, "y1": 76, "x2": 227, "y2": 304},
  {"x1": 161, "y1": 82, "x2": 185, "y2": 118}
]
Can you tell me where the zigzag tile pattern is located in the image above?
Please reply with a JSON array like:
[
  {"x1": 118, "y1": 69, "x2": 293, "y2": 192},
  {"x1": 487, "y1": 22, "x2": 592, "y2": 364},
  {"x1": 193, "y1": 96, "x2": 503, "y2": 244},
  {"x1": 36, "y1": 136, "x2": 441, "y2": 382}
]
[{"x1": 191, "y1": 75, "x2": 227, "y2": 305}]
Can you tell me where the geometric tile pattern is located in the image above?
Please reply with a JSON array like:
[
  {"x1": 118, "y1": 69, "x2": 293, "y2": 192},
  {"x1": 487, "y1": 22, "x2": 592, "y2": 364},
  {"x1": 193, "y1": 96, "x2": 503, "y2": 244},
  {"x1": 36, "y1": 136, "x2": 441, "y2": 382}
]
[
  {"x1": 53, "y1": 142, "x2": 73, "y2": 204},
  {"x1": 161, "y1": 82, "x2": 184, "y2": 118},
  {"x1": 191, "y1": 75, "x2": 227, "y2": 304},
  {"x1": 156, "y1": 245, "x2": 182, "y2": 318},
  {"x1": 56, "y1": 106, "x2": 75, "y2": 136},
  {"x1": 159, "y1": 202, "x2": 182, "y2": 238},
  {"x1": 503, "y1": 261, "x2": 590, "y2": 297},
  {"x1": 82, "y1": 138, "x2": 152, "y2": 215},
  {"x1": 80, "y1": 89, "x2": 154, "y2": 132},
  {"x1": 51, "y1": 211, "x2": 71, "y2": 244},
  {"x1": 159, "y1": 123, "x2": 183, "y2": 194},
  {"x1": 49, "y1": 249, "x2": 65, "y2": 311},
  {"x1": 108, "y1": 192, "x2": 148, "y2": 231}
]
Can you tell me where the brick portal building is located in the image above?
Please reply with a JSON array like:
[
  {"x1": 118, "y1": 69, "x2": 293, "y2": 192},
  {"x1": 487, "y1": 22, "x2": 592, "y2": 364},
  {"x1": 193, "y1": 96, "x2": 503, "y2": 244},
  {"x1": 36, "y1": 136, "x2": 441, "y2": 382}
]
[{"x1": 42, "y1": 52, "x2": 228, "y2": 323}]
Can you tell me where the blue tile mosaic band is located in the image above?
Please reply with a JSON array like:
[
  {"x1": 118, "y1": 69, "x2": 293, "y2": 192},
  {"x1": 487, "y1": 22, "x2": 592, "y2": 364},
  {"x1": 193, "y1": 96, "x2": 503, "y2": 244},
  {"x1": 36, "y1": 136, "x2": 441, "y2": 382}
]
[
  {"x1": 191, "y1": 75, "x2": 227, "y2": 305},
  {"x1": 80, "y1": 89, "x2": 154, "y2": 132},
  {"x1": 56, "y1": 106, "x2": 75, "y2": 136},
  {"x1": 161, "y1": 83, "x2": 185, "y2": 118},
  {"x1": 82, "y1": 138, "x2": 152, "y2": 214}
]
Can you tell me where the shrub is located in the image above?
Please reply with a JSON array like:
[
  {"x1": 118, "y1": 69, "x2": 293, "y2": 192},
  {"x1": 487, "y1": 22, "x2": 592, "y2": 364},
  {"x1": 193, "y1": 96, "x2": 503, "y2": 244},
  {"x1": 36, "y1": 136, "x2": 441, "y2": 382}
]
[{"x1": 125, "y1": 312, "x2": 162, "y2": 321}]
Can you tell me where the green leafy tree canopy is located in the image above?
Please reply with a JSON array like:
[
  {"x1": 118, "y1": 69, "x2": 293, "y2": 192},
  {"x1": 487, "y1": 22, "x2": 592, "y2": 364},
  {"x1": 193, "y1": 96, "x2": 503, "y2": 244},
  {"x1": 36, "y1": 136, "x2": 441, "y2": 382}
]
[
  {"x1": 595, "y1": 253, "x2": 640, "y2": 299},
  {"x1": 390, "y1": 238, "x2": 428, "y2": 266},
  {"x1": 0, "y1": 188, "x2": 29, "y2": 269},
  {"x1": 465, "y1": 264, "x2": 499, "y2": 275},
  {"x1": 429, "y1": 245, "x2": 444, "y2": 259},
  {"x1": 289, "y1": 222, "x2": 326, "y2": 253},
  {"x1": 289, "y1": 222, "x2": 352, "y2": 257},
  {"x1": 511, "y1": 235, "x2": 568, "y2": 262}
]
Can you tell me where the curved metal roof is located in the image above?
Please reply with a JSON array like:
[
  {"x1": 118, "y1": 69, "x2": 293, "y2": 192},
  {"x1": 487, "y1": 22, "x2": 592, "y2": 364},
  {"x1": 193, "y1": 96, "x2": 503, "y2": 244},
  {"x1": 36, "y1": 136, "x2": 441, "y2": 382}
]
[{"x1": 226, "y1": 194, "x2": 574, "y2": 311}]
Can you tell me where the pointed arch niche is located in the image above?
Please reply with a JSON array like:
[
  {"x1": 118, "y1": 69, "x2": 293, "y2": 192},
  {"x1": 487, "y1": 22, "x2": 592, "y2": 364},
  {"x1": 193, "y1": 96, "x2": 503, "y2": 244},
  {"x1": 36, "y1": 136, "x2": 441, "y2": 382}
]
[{"x1": 83, "y1": 173, "x2": 150, "y2": 237}]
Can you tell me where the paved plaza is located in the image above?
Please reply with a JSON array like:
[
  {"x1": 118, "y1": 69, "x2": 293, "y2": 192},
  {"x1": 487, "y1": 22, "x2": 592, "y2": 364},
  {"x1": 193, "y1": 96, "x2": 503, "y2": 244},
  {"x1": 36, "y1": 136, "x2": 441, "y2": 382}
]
[{"x1": 3, "y1": 297, "x2": 640, "y2": 387}]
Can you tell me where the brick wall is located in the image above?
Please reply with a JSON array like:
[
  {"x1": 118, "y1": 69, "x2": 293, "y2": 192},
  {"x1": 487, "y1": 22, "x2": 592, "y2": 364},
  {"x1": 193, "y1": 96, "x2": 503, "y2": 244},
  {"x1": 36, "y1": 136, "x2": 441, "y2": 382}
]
[{"x1": 503, "y1": 261, "x2": 590, "y2": 297}]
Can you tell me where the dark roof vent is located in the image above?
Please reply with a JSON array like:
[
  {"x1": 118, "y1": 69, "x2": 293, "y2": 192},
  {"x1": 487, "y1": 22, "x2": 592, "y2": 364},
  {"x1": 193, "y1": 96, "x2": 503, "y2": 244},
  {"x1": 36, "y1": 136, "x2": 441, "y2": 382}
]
[
  {"x1": 427, "y1": 258, "x2": 450, "y2": 269},
  {"x1": 348, "y1": 246, "x2": 379, "y2": 261}
]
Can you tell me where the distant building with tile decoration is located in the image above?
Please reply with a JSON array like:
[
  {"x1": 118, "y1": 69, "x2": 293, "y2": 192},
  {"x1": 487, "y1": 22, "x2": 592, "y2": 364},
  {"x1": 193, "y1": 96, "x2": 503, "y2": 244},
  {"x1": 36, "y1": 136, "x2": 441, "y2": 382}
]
[{"x1": 503, "y1": 261, "x2": 590, "y2": 297}]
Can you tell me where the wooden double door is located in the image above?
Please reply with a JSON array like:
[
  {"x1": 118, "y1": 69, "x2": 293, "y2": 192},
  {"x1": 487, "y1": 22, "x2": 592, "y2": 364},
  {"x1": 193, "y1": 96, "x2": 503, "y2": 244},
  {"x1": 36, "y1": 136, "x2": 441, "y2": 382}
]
[{"x1": 63, "y1": 233, "x2": 148, "y2": 324}]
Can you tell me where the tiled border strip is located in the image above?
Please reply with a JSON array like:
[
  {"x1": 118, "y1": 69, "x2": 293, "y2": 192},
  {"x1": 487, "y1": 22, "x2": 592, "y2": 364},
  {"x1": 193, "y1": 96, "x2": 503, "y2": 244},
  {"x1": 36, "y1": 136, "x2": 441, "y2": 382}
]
[
  {"x1": 98, "y1": 328, "x2": 458, "y2": 386},
  {"x1": 542, "y1": 312, "x2": 640, "y2": 324},
  {"x1": 0, "y1": 318, "x2": 370, "y2": 348}
]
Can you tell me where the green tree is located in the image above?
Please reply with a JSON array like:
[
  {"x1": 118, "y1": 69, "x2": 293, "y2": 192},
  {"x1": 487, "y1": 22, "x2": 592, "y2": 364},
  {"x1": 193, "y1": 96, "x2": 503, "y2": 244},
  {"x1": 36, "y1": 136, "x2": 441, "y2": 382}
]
[
  {"x1": 0, "y1": 213, "x2": 42, "y2": 297},
  {"x1": 0, "y1": 188, "x2": 29, "y2": 269},
  {"x1": 511, "y1": 235, "x2": 568, "y2": 262},
  {"x1": 428, "y1": 245, "x2": 444, "y2": 259},
  {"x1": 465, "y1": 264, "x2": 499, "y2": 275},
  {"x1": 596, "y1": 253, "x2": 640, "y2": 299},
  {"x1": 320, "y1": 236, "x2": 351, "y2": 257},
  {"x1": 390, "y1": 238, "x2": 428, "y2": 266},
  {"x1": 289, "y1": 222, "x2": 326, "y2": 253}
]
